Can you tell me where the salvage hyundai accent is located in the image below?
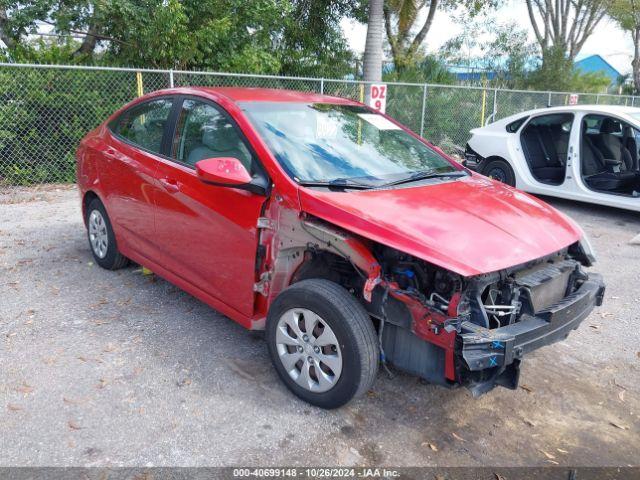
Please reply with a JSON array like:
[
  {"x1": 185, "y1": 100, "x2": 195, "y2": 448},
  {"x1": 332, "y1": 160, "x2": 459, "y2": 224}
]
[{"x1": 77, "y1": 87, "x2": 605, "y2": 408}]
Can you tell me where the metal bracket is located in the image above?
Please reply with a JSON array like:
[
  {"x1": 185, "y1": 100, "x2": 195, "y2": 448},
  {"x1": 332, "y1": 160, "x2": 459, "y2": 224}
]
[
  {"x1": 257, "y1": 217, "x2": 275, "y2": 229},
  {"x1": 253, "y1": 271, "x2": 271, "y2": 296}
]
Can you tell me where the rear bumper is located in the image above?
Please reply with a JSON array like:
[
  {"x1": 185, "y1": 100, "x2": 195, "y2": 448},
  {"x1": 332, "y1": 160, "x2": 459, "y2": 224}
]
[
  {"x1": 459, "y1": 273, "x2": 605, "y2": 395},
  {"x1": 462, "y1": 143, "x2": 484, "y2": 171}
]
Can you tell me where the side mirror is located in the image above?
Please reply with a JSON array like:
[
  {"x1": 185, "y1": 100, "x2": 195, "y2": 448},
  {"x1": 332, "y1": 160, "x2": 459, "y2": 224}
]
[{"x1": 195, "y1": 157, "x2": 252, "y2": 186}]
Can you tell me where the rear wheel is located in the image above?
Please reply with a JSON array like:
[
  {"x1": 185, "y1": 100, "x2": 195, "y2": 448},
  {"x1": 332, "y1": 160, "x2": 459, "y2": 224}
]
[
  {"x1": 266, "y1": 279, "x2": 379, "y2": 409},
  {"x1": 482, "y1": 159, "x2": 516, "y2": 187},
  {"x1": 85, "y1": 198, "x2": 129, "y2": 270}
]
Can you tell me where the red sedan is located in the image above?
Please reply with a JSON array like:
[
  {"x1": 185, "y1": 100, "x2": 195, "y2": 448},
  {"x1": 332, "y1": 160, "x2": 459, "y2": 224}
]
[{"x1": 76, "y1": 87, "x2": 605, "y2": 408}]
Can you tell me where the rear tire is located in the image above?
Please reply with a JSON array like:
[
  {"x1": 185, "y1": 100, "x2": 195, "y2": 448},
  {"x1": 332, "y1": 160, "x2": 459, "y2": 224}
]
[
  {"x1": 85, "y1": 198, "x2": 129, "y2": 270},
  {"x1": 266, "y1": 279, "x2": 379, "y2": 409},
  {"x1": 482, "y1": 159, "x2": 516, "y2": 187}
]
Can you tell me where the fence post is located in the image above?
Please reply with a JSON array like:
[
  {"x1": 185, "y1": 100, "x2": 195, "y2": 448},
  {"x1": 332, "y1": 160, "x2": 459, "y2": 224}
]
[
  {"x1": 420, "y1": 84, "x2": 427, "y2": 136},
  {"x1": 480, "y1": 85, "x2": 487, "y2": 127},
  {"x1": 596, "y1": 94, "x2": 600, "y2": 104},
  {"x1": 320, "y1": 78, "x2": 324, "y2": 95},
  {"x1": 633, "y1": 97, "x2": 636, "y2": 107},
  {"x1": 169, "y1": 69, "x2": 174, "y2": 88},
  {"x1": 136, "y1": 71, "x2": 144, "y2": 97},
  {"x1": 492, "y1": 88, "x2": 498, "y2": 122},
  {"x1": 548, "y1": 91, "x2": 552, "y2": 106}
]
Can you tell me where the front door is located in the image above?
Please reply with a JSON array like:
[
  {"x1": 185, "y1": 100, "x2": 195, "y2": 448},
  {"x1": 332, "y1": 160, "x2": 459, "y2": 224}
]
[{"x1": 153, "y1": 97, "x2": 267, "y2": 317}]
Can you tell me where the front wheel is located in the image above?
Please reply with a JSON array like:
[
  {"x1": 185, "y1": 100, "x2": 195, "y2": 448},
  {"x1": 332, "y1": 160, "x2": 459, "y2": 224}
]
[
  {"x1": 482, "y1": 158, "x2": 516, "y2": 187},
  {"x1": 266, "y1": 279, "x2": 379, "y2": 409}
]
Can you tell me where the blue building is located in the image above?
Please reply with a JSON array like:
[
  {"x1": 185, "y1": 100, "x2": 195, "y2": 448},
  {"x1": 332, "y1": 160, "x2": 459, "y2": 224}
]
[{"x1": 574, "y1": 54, "x2": 622, "y2": 84}]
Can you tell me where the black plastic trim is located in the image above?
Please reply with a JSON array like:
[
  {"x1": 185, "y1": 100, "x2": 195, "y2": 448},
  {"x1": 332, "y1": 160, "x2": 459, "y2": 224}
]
[{"x1": 460, "y1": 273, "x2": 605, "y2": 372}]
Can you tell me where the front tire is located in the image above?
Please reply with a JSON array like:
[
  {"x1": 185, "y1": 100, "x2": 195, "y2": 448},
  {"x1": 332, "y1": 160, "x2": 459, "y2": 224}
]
[
  {"x1": 85, "y1": 198, "x2": 129, "y2": 270},
  {"x1": 482, "y1": 158, "x2": 516, "y2": 187},
  {"x1": 266, "y1": 279, "x2": 379, "y2": 409}
]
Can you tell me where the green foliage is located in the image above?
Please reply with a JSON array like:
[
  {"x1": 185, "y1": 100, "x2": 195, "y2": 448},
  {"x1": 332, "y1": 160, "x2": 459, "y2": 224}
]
[
  {"x1": 0, "y1": 36, "x2": 81, "y2": 63},
  {"x1": 278, "y1": 0, "x2": 360, "y2": 77},
  {"x1": 90, "y1": 0, "x2": 289, "y2": 73},
  {"x1": 439, "y1": 14, "x2": 537, "y2": 88},
  {"x1": 607, "y1": 0, "x2": 640, "y2": 94},
  {"x1": 608, "y1": 0, "x2": 640, "y2": 31},
  {"x1": 439, "y1": 14, "x2": 612, "y2": 93},
  {"x1": 566, "y1": 69, "x2": 613, "y2": 93},
  {"x1": 383, "y1": 55, "x2": 455, "y2": 84},
  {"x1": 0, "y1": 66, "x2": 142, "y2": 184},
  {"x1": 527, "y1": 47, "x2": 612, "y2": 93},
  {"x1": 384, "y1": 0, "x2": 502, "y2": 72},
  {"x1": 0, "y1": 0, "x2": 364, "y2": 76}
]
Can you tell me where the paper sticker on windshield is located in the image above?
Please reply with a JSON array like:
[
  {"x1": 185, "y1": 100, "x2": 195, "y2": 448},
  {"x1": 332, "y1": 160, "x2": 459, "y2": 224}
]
[
  {"x1": 316, "y1": 116, "x2": 339, "y2": 139},
  {"x1": 357, "y1": 113, "x2": 401, "y2": 130}
]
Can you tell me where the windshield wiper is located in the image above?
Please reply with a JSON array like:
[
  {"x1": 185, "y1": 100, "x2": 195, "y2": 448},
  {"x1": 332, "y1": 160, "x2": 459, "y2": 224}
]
[
  {"x1": 297, "y1": 178, "x2": 375, "y2": 190},
  {"x1": 377, "y1": 169, "x2": 467, "y2": 188}
]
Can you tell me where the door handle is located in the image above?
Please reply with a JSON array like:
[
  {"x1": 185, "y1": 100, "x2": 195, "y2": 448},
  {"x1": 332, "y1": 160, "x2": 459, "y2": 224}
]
[{"x1": 159, "y1": 177, "x2": 180, "y2": 193}]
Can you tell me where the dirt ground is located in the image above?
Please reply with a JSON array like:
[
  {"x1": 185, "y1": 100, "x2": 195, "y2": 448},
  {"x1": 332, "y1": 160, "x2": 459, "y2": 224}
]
[{"x1": 0, "y1": 184, "x2": 639, "y2": 467}]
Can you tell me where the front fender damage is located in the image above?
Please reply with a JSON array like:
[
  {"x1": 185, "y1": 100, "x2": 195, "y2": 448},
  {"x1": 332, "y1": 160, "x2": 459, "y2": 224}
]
[
  {"x1": 252, "y1": 198, "x2": 604, "y2": 395},
  {"x1": 253, "y1": 199, "x2": 459, "y2": 384}
]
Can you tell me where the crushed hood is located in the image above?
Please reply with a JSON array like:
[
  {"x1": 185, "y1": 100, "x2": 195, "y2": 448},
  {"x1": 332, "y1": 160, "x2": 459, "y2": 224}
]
[{"x1": 298, "y1": 174, "x2": 582, "y2": 277}]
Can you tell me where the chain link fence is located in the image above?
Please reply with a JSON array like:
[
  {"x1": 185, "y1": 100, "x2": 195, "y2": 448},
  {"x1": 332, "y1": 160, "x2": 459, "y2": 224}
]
[{"x1": 1, "y1": 62, "x2": 638, "y2": 187}]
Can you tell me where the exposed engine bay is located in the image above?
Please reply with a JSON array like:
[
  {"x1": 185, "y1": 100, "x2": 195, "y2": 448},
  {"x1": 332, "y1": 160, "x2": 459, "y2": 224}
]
[
  {"x1": 367, "y1": 243, "x2": 601, "y2": 394},
  {"x1": 256, "y1": 208, "x2": 605, "y2": 397},
  {"x1": 377, "y1": 244, "x2": 590, "y2": 331}
]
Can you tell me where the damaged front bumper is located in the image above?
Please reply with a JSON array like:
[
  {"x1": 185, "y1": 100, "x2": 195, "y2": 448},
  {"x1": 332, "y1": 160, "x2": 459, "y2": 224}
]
[{"x1": 459, "y1": 273, "x2": 605, "y2": 396}]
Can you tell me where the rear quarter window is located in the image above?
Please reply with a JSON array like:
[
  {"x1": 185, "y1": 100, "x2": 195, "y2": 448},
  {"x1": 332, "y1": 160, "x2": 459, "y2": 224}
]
[{"x1": 506, "y1": 116, "x2": 528, "y2": 133}]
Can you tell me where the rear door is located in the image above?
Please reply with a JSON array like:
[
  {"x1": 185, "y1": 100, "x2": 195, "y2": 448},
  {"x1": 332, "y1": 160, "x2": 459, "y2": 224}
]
[
  {"x1": 101, "y1": 97, "x2": 174, "y2": 257},
  {"x1": 519, "y1": 113, "x2": 574, "y2": 186},
  {"x1": 153, "y1": 96, "x2": 267, "y2": 317}
]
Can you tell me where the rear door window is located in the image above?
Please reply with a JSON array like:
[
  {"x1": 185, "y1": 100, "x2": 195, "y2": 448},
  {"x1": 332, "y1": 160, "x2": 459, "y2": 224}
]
[{"x1": 112, "y1": 98, "x2": 174, "y2": 154}]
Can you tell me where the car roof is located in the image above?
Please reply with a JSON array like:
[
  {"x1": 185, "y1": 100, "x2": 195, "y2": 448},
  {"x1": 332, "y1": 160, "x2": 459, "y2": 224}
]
[
  {"x1": 523, "y1": 104, "x2": 640, "y2": 115},
  {"x1": 156, "y1": 86, "x2": 360, "y2": 105},
  {"x1": 486, "y1": 104, "x2": 640, "y2": 129}
]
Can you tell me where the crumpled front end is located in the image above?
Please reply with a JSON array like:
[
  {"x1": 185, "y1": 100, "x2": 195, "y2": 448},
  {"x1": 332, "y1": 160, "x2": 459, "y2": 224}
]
[
  {"x1": 254, "y1": 203, "x2": 605, "y2": 397},
  {"x1": 456, "y1": 260, "x2": 605, "y2": 395},
  {"x1": 371, "y1": 242, "x2": 605, "y2": 396}
]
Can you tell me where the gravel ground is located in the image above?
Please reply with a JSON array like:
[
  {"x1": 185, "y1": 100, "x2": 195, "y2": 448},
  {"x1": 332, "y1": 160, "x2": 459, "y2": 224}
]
[{"x1": 0, "y1": 185, "x2": 639, "y2": 467}]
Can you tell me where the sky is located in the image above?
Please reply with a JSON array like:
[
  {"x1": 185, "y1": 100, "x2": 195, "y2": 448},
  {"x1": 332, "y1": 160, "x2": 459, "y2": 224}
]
[{"x1": 341, "y1": 0, "x2": 634, "y2": 75}]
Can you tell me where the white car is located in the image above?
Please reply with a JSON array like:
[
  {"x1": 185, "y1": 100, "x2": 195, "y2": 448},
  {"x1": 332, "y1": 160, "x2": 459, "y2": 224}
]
[{"x1": 464, "y1": 105, "x2": 640, "y2": 212}]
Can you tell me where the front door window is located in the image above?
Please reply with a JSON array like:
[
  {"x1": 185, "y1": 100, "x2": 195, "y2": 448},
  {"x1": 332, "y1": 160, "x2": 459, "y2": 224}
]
[{"x1": 171, "y1": 99, "x2": 254, "y2": 171}]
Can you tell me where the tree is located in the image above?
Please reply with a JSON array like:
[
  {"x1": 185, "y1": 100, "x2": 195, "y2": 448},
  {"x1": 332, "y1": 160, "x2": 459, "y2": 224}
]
[
  {"x1": 525, "y1": 0, "x2": 609, "y2": 89},
  {"x1": 439, "y1": 14, "x2": 537, "y2": 88},
  {"x1": 363, "y1": 0, "x2": 384, "y2": 85},
  {"x1": 0, "y1": 6, "x2": 16, "y2": 48},
  {"x1": 0, "y1": 1, "x2": 54, "y2": 49},
  {"x1": 0, "y1": 0, "x2": 363, "y2": 76},
  {"x1": 608, "y1": 0, "x2": 640, "y2": 93},
  {"x1": 279, "y1": 0, "x2": 360, "y2": 77},
  {"x1": 0, "y1": 0, "x2": 294, "y2": 73},
  {"x1": 383, "y1": 0, "x2": 499, "y2": 72}
]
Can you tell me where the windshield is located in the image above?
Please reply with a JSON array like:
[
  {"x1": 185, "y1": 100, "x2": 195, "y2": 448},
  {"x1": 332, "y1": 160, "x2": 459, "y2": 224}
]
[{"x1": 241, "y1": 102, "x2": 459, "y2": 186}]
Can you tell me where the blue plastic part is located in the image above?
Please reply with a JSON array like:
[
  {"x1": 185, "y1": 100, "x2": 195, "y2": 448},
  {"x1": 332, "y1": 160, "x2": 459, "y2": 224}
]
[{"x1": 393, "y1": 268, "x2": 415, "y2": 278}]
